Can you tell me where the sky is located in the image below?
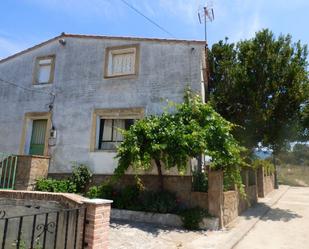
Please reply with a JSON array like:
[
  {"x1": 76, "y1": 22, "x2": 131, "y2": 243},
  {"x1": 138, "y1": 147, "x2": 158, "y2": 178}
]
[{"x1": 1, "y1": 0, "x2": 309, "y2": 59}]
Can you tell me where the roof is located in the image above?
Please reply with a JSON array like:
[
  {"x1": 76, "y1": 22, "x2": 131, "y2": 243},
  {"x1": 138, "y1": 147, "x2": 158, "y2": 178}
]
[{"x1": 0, "y1": 33, "x2": 205, "y2": 64}]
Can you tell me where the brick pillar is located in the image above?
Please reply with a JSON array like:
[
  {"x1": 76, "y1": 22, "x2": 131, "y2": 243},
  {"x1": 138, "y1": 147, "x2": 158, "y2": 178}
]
[
  {"x1": 208, "y1": 170, "x2": 224, "y2": 228},
  {"x1": 83, "y1": 199, "x2": 113, "y2": 249}
]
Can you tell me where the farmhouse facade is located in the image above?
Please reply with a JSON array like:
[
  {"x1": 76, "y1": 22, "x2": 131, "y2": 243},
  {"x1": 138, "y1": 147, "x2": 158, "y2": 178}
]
[{"x1": 0, "y1": 33, "x2": 206, "y2": 174}]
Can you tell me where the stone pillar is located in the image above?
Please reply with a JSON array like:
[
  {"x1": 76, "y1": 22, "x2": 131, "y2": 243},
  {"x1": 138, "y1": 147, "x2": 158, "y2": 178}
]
[
  {"x1": 208, "y1": 170, "x2": 224, "y2": 228},
  {"x1": 15, "y1": 155, "x2": 49, "y2": 190},
  {"x1": 83, "y1": 199, "x2": 113, "y2": 249},
  {"x1": 257, "y1": 167, "x2": 265, "y2": 197}
]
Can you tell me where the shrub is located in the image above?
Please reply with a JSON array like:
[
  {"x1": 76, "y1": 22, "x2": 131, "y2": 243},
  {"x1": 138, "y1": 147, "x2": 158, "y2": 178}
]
[
  {"x1": 35, "y1": 163, "x2": 92, "y2": 194},
  {"x1": 35, "y1": 178, "x2": 76, "y2": 193},
  {"x1": 252, "y1": 159, "x2": 275, "y2": 175},
  {"x1": 192, "y1": 171, "x2": 208, "y2": 192},
  {"x1": 87, "y1": 184, "x2": 113, "y2": 199},
  {"x1": 113, "y1": 185, "x2": 141, "y2": 210},
  {"x1": 69, "y1": 163, "x2": 92, "y2": 193},
  {"x1": 179, "y1": 207, "x2": 209, "y2": 230},
  {"x1": 140, "y1": 190, "x2": 177, "y2": 213}
]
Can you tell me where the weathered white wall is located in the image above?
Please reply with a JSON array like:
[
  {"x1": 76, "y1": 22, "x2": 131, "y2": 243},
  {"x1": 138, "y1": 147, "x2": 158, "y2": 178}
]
[{"x1": 0, "y1": 36, "x2": 204, "y2": 174}]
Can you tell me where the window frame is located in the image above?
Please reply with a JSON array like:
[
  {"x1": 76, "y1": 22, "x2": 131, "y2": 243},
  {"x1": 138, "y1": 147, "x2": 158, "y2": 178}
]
[
  {"x1": 104, "y1": 44, "x2": 140, "y2": 79},
  {"x1": 90, "y1": 108, "x2": 144, "y2": 152},
  {"x1": 33, "y1": 55, "x2": 56, "y2": 85},
  {"x1": 98, "y1": 118, "x2": 135, "y2": 150}
]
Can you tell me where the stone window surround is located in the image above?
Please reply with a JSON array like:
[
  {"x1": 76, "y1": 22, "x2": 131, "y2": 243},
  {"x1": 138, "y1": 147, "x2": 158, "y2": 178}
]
[
  {"x1": 90, "y1": 107, "x2": 144, "y2": 152},
  {"x1": 33, "y1": 54, "x2": 56, "y2": 85},
  {"x1": 103, "y1": 44, "x2": 140, "y2": 79},
  {"x1": 19, "y1": 112, "x2": 52, "y2": 156}
]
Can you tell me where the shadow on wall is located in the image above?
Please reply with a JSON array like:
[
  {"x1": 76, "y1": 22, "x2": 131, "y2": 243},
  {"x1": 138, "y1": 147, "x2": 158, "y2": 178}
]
[{"x1": 243, "y1": 202, "x2": 302, "y2": 222}]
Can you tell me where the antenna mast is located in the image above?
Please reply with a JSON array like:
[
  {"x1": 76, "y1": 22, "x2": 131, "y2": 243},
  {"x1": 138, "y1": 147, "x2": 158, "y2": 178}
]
[{"x1": 198, "y1": 2, "x2": 214, "y2": 102}]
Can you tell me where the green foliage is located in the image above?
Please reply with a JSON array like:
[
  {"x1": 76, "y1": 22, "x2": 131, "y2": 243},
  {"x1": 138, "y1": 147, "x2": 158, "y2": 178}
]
[
  {"x1": 87, "y1": 184, "x2": 178, "y2": 213},
  {"x1": 209, "y1": 29, "x2": 309, "y2": 152},
  {"x1": 179, "y1": 207, "x2": 210, "y2": 230},
  {"x1": 139, "y1": 190, "x2": 178, "y2": 213},
  {"x1": 87, "y1": 184, "x2": 113, "y2": 199},
  {"x1": 252, "y1": 159, "x2": 275, "y2": 175},
  {"x1": 69, "y1": 163, "x2": 93, "y2": 193},
  {"x1": 114, "y1": 90, "x2": 246, "y2": 191},
  {"x1": 35, "y1": 178, "x2": 76, "y2": 193},
  {"x1": 35, "y1": 163, "x2": 92, "y2": 194},
  {"x1": 192, "y1": 171, "x2": 208, "y2": 192},
  {"x1": 113, "y1": 185, "x2": 141, "y2": 210}
]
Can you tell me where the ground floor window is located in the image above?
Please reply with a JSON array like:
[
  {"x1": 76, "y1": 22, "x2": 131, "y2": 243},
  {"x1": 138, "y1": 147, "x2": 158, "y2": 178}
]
[{"x1": 98, "y1": 119, "x2": 134, "y2": 150}]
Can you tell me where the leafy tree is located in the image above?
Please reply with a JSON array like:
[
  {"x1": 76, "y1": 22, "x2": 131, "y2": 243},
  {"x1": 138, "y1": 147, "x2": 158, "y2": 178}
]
[
  {"x1": 209, "y1": 29, "x2": 309, "y2": 154},
  {"x1": 114, "y1": 91, "x2": 245, "y2": 191}
]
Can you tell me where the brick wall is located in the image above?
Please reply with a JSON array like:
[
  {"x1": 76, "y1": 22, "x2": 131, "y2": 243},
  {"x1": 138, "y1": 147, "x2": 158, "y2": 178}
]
[{"x1": 0, "y1": 190, "x2": 112, "y2": 249}]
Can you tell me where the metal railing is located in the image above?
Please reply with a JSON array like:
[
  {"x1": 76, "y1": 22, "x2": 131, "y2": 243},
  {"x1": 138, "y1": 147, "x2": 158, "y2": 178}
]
[
  {"x1": 0, "y1": 153, "x2": 18, "y2": 189},
  {"x1": 0, "y1": 207, "x2": 86, "y2": 249}
]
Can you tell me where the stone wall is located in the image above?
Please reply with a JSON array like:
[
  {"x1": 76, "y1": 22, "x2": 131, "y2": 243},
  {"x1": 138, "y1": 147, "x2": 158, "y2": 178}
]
[
  {"x1": 49, "y1": 173, "x2": 209, "y2": 209},
  {"x1": 15, "y1": 155, "x2": 49, "y2": 190},
  {"x1": 223, "y1": 191, "x2": 238, "y2": 225},
  {"x1": 257, "y1": 167, "x2": 275, "y2": 197}
]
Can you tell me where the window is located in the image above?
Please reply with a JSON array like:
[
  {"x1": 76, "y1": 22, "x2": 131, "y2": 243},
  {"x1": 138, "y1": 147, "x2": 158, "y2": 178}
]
[
  {"x1": 104, "y1": 45, "x2": 139, "y2": 78},
  {"x1": 90, "y1": 108, "x2": 144, "y2": 152},
  {"x1": 98, "y1": 119, "x2": 134, "y2": 150},
  {"x1": 34, "y1": 55, "x2": 55, "y2": 84}
]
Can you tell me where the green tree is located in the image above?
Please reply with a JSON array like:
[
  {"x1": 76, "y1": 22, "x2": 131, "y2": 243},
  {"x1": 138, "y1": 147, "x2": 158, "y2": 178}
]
[
  {"x1": 209, "y1": 29, "x2": 309, "y2": 154},
  {"x1": 114, "y1": 91, "x2": 245, "y2": 191}
]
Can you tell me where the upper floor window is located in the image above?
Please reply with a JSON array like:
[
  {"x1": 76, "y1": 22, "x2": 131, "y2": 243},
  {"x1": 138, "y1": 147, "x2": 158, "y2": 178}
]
[
  {"x1": 34, "y1": 55, "x2": 55, "y2": 84},
  {"x1": 104, "y1": 45, "x2": 139, "y2": 78}
]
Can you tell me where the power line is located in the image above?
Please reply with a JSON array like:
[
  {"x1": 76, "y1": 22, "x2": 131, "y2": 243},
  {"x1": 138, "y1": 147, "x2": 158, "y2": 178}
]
[
  {"x1": 0, "y1": 78, "x2": 52, "y2": 96},
  {"x1": 119, "y1": 0, "x2": 175, "y2": 38}
]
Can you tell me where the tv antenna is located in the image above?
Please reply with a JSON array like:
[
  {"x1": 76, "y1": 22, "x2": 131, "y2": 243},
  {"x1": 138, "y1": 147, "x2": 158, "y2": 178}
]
[
  {"x1": 198, "y1": 2, "x2": 214, "y2": 102},
  {"x1": 198, "y1": 2, "x2": 215, "y2": 45}
]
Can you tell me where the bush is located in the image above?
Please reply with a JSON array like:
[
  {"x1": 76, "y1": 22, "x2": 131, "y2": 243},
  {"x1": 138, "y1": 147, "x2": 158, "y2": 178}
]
[
  {"x1": 192, "y1": 171, "x2": 208, "y2": 192},
  {"x1": 35, "y1": 163, "x2": 92, "y2": 194},
  {"x1": 179, "y1": 207, "x2": 209, "y2": 230},
  {"x1": 35, "y1": 178, "x2": 76, "y2": 193},
  {"x1": 252, "y1": 159, "x2": 275, "y2": 175},
  {"x1": 140, "y1": 190, "x2": 177, "y2": 213},
  {"x1": 69, "y1": 163, "x2": 92, "y2": 193}
]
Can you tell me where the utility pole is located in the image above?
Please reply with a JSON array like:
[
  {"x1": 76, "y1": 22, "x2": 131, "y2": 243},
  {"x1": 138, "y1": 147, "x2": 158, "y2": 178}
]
[{"x1": 198, "y1": 3, "x2": 214, "y2": 102}]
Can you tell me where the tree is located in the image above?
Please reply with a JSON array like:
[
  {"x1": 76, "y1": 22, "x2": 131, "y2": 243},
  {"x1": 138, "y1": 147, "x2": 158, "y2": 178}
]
[
  {"x1": 114, "y1": 91, "x2": 245, "y2": 191},
  {"x1": 209, "y1": 29, "x2": 309, "y2": 154}
]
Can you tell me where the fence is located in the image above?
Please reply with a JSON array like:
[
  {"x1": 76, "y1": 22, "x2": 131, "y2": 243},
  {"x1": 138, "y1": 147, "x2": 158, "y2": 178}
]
[
  {"x1": 0, "y1": 153, "x2": 18, "y2": 190},
  {"x1": 0, "y1": 207, "x2": 86, "y2": 249}
]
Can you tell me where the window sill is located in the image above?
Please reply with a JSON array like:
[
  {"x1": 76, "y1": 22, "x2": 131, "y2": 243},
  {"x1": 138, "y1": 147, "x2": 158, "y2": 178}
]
[
  {"x1": 33, "y1": 82, "x2": 53, "y2": 86},
  {"x1": 92, "y1": 149, "x2": 117, "y2": 153},
  {"x1": 104, "y1": 73, "x2": 137, "y2": 80}
]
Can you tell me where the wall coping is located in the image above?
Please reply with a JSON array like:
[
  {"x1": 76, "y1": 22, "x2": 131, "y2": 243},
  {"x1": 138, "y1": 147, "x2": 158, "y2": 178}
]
[
  {"x1": 16, "y1": 155, "x2": 51, "y2": 159},
  {"x1": 0, "y1": 190, "x2": 87, "y2": 206},
  {"x1": 83, "y1": 198, "x2": 113, "y2": 204}
]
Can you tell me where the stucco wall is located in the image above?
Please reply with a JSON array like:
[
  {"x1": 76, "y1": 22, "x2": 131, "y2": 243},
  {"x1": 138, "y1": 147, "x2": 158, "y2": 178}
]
[{"x1": 0, "y1": 36, "x2": 204, "y2": 174}]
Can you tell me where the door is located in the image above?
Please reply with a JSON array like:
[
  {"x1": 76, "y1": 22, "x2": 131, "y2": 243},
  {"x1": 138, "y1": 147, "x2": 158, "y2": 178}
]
[{"x1": 29, "y1": 119, "x2": 47, "y2": 155}]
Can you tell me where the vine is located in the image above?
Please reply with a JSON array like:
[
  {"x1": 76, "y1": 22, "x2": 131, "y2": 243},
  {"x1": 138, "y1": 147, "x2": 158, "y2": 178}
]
[{"x1": 114, "y1": 90, "x2": 246, "y2": 192}]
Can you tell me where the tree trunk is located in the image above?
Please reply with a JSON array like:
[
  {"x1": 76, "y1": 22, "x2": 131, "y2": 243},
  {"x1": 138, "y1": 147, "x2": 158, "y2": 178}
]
[{"x1": 154, "y1": 159, "x2": 164, "y2": 191}]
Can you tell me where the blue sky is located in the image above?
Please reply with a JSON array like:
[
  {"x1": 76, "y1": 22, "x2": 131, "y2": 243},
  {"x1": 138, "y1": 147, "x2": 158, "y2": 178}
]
[{"x1": 1, "y1": 0, "x2": 309, "y2": 59}]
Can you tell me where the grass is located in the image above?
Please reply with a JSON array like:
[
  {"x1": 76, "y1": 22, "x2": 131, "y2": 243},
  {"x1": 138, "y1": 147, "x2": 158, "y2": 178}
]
[{"x1": 278, "y1": 164, "x2": 309, "y2": 187}]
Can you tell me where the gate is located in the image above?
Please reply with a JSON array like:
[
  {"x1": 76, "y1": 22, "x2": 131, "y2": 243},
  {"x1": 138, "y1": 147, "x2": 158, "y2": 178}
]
[
  {"x1": 0, "y1": 153, "x2": 18, "y2": 190},
  {"x1": 0, "y1": 207, "x2": 86, "y2": 249}
]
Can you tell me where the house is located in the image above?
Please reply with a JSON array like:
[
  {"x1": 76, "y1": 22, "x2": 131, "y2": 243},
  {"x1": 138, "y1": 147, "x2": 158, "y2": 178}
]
[{"x1": 0, "y1": 33, "x2": 206, "y2": 176}]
